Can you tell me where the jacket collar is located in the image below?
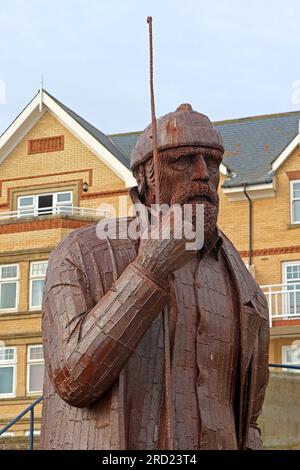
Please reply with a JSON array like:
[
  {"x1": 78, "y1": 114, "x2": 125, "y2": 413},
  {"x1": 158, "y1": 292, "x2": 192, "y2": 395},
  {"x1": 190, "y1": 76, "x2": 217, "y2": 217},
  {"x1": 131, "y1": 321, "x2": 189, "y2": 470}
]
[{"x1": 218, "y1": 228, "x2": 257, "y2": 305}]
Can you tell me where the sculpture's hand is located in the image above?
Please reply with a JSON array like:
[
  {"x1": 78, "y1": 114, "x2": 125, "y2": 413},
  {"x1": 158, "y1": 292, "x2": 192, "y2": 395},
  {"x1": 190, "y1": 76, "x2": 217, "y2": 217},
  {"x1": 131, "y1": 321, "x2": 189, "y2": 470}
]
[{"x1": 134, "y1": 208, "x2": 197, "y2": 283}]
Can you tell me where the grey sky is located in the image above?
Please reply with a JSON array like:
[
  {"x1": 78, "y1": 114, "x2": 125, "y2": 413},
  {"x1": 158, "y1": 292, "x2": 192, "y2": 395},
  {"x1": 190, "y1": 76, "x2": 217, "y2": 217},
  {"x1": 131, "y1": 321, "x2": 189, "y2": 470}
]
[{"x1": 0, "y1": 0, "x2": 299, "y2": 136}]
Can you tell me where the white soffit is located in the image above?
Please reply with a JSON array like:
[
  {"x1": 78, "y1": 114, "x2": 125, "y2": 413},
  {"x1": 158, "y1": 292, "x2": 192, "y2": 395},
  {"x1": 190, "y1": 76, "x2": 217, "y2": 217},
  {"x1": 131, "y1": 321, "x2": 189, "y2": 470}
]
[{"x1": 222, "y1": 181, "x2": 276, "y2": 201}]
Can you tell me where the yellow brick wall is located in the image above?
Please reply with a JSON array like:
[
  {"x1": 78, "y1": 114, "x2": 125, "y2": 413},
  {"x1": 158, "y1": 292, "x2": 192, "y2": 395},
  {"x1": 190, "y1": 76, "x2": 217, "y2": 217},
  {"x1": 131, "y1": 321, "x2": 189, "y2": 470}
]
[
  {"x1": 0, "y1": 228, "x2": 63, "y2": 252},
  {"x1": 0, "y1": 111, "x2": 125, "y2": 210}
]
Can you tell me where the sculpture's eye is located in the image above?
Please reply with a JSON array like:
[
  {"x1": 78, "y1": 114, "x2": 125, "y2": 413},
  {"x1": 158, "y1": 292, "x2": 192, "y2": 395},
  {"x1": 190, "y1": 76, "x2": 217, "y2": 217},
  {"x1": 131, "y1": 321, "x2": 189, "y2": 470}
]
[
  {"x1": 205, "y1": 158, "x2": 219, "y2": 175},
  {"x1": 170, "y1": 155, "x2": 193, "y2": 171}
]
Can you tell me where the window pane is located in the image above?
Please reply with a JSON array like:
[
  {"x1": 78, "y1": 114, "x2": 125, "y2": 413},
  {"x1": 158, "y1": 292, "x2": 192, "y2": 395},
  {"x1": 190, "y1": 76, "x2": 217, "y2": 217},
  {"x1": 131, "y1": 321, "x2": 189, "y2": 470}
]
[
  {"x1": 29, "y1": 346, "x2": 44, "y2": 361},
  {"x1": 31, "y1": 280, "x2": 44, "y2": 308},
  {"x1": 1, "y1": 266, "x2": 17, "y2": 279},
  {"x1": 0, "y1": 367, "x2": 14, "y2": 394},
  {"x1": 29, "y1": 363, "x2": 44, "y2": 392},
  {"x1": 286, "y1": 347, "x2": 300, "y2": 363},
  {"x1": 286, "y1": 264, "x2": 300, "y2": 281},
  {"x1": 293, "y1": 200, "x2": 300, "y2": 222},
  {"x1": 0, "y1": 348, "x2": 15, "y2": 362},
  {"x1": 57, "y1": 192, "x2": 71, "y2": 203},
  {"x1": 0, "y1": 282, "x2": 17, "y2": 309},
  {"x1": 31, "y1": 262, "x2": 48, "y2": 277},
  {"x1": 18, "y1": 196, "x2": 34, "y2": 207}
]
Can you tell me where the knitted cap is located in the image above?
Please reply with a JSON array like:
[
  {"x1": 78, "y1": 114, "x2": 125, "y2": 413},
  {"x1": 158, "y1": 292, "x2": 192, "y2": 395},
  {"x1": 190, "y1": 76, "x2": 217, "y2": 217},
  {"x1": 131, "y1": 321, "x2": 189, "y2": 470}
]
[{"x1": 130, "y1": 103, "x2": 224, "y2": 170}]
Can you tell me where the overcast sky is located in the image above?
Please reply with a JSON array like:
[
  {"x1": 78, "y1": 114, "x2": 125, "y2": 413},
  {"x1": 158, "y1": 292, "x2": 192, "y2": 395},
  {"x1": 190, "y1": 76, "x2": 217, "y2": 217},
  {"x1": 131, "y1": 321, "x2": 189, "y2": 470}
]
[{"x1": 0, "y1": 0, "x2": 299, "y2": 136}]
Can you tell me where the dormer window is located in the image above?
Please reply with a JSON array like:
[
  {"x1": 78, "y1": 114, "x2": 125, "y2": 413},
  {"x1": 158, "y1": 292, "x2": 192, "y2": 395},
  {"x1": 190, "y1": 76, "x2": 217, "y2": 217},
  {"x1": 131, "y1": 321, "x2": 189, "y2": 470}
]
[{"x1": 17, "y1": 191, "x2": 72, "y2": 218}]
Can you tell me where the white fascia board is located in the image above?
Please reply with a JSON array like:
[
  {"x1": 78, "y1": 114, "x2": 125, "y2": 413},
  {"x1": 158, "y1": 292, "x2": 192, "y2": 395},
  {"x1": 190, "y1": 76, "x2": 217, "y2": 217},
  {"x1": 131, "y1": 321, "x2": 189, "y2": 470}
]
[
  {"x1": 43, "y1": 94, "x2": 136, "y2": 187},
  {"x1": 222, "y1": 181, "x2": 275, "y2": 201},
  {"x1": 271, "y1": 133, "x2": 299, "y2": 172},
  {"x1": 0, "y1": 95, "x2": 44, "y2": 164}
]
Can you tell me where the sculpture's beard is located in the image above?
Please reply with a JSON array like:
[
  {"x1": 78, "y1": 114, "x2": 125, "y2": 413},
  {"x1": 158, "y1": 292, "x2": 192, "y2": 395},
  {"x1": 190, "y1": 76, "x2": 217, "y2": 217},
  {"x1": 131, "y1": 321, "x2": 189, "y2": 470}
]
[{"x1": 170, "y1": 182, "x2": 219, "y2": 242}]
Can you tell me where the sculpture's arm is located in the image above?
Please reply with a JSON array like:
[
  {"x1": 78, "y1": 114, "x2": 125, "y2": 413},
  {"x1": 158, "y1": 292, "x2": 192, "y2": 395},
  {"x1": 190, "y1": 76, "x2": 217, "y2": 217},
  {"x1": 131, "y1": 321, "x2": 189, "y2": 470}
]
[
  {"x1": 42, "y1": 215, "x2": 195, "y2": 408},
  {"x1": 42, "y1": 246, "x2": 169, "y2": 408},
  {"x1": 246, "y1": 294, "x2": 270, "y2": 450}
]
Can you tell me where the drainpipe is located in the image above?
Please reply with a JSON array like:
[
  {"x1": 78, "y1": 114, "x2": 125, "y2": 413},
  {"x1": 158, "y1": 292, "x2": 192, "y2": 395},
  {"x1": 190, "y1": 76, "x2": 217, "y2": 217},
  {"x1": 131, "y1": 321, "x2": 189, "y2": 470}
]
[{"x1": 243, "y1": 183, "x2": 253, "y2": 267}]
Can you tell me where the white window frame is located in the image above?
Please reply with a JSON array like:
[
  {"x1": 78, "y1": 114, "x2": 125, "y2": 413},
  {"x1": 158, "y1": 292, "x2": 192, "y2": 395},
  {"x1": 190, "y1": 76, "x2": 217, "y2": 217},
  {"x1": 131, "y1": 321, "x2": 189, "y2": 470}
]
[
  {"x1": 17, "y1": 191, "x2": 73, "y2": 218},
  {"x1": 27, "y1": 345, "x2": 44, "y2": 395},
  {"x1": 29, "y1": 261, "x2": 48, "y2": 311},
  {"x1": 0, "y1": 347, "x2": 17, "y2": 398},
  {"x1": 282, "y1": 261, "x2": 300, "y2": 318},
  {"x1": 0, "y1": 264, "x2": 19, "y2": 313},
  {"x1": 282, "y1": 344, "x2": 300, "y2": 373},
  {"x1": 290, "y1": 180, "x2": 300, "y2": 224}
]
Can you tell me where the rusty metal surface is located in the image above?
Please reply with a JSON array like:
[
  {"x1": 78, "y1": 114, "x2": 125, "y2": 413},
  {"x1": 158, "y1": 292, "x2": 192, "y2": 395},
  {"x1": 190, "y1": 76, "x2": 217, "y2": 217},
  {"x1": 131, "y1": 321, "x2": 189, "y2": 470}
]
[
  {"x1": 40, "y1": 221, "x2": 269, "y2": 450},
  {"x1": 41, "y1": 105, "x2": 269, "y2": 450}
]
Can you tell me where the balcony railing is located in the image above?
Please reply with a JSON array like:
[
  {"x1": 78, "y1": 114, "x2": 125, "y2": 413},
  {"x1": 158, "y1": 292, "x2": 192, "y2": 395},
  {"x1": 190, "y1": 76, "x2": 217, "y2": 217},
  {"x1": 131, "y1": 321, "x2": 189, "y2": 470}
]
[
  {"x1": 261, "y1": 283, "x2": 300, "y2": 327},
  {"x1": 0, "y1": 205, "x2": 111, "y2": 221}
]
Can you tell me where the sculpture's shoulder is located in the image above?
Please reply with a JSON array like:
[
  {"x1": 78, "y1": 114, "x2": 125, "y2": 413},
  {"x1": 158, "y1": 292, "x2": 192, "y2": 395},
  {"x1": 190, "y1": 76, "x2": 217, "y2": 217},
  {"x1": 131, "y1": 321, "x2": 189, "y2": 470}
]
[
  {"x1": 47, "y1": 217, "x2": 138, "y2": 271},
  {"x1": 219, "y1": 229, "x2": 269, "y2": 320}
]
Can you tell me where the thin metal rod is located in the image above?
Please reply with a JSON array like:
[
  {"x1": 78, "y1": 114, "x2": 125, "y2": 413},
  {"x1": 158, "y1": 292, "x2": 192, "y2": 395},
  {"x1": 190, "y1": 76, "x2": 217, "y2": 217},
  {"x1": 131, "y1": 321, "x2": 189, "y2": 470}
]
[
  {"x1": 147, "y1": 16, "x2": 174, "y2": 450},
  {"x1": 147, "y1": 16, "x2": 160, "y2": 205}
]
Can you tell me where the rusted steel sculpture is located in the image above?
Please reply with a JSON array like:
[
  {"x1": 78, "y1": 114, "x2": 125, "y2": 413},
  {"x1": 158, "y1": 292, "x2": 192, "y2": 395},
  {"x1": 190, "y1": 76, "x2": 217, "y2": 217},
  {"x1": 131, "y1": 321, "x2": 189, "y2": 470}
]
[
  {"x1": 40, "y1": 16, "x2": 269, "y2": 450},
  {"x1": 40, "y1": 100, "x2": 270, "y2": 449}
]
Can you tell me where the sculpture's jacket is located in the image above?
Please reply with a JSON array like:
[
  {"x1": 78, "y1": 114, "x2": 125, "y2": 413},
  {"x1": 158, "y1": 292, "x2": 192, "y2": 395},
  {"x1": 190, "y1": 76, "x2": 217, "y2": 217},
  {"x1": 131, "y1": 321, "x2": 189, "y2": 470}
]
[{"x1": 40, "y1": 218, "x2": 269, "y2": 450}]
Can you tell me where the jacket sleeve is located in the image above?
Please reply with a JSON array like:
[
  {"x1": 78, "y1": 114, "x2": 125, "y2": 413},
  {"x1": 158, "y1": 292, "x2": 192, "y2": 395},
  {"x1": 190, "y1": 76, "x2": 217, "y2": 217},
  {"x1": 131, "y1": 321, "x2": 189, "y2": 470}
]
[
  {"x1": 42, "y1": 235, "x2": 169, "y2": 408},
  {"x1": 246, "y1": 291, "x2": 270, "y2": 450}
]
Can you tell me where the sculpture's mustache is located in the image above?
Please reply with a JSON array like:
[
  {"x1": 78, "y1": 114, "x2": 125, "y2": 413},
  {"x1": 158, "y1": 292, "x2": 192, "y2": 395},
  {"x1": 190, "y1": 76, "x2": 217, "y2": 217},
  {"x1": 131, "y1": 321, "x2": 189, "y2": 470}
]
[{"x1": 170, "y1": 182, "x2": 219, "y2": 206}]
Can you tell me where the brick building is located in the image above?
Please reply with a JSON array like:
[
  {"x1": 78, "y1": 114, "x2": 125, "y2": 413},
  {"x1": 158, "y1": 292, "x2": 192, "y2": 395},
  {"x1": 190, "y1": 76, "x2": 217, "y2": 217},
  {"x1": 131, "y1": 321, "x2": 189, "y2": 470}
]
[{"x1": 0, "y1": 89, "x2": 300, "y2": 439}]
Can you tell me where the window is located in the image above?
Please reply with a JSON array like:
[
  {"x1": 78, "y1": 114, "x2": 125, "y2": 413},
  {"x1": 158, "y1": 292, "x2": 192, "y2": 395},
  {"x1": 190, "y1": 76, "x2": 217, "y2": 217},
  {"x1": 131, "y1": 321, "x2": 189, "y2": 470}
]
[
  {"x1": 27, "y1": 345, "x2": 44, "y2": 394},
  {"x1": 0, "y1": 347, "x2": 16, "y2": 398},
  {"x1": 282, "y1": 344, "x2": 300, "y2": 373},
  {"x1": 29, "y1": 261, "x2": 48, "y2": 310},
  {"x1": 291, "y1": 180, "x2": 300, "y2": 224},
  {"x1": 17, "y1": 191, "x2": 73, "y2": 218},
  {"x1": 282, "y1": 261, "x2": 300, "y2": 317},
  {"x1": 0, "y1": 264, "x2": 19, "y2": 311}
]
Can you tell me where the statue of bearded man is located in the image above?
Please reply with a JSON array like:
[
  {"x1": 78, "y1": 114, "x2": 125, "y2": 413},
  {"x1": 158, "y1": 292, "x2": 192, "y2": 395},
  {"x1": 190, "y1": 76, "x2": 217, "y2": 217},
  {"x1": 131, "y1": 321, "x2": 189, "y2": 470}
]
[{"x1": 40, "y1": 104, "x2": 269, "y2": 450}]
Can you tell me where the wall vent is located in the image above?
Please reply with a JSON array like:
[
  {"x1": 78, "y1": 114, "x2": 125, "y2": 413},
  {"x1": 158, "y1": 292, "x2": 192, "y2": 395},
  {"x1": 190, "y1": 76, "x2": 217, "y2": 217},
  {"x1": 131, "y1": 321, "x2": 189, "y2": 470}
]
[{"x1": 28, "y1": 135, "x2": 64, "y2": 155}]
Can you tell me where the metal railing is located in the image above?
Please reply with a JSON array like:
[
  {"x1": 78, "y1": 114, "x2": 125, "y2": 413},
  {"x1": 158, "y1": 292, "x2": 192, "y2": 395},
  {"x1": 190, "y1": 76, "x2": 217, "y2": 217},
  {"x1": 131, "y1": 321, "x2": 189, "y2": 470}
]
[
  {"x1": 261, "y1": 283, "x2": 300, "y2": 327},
  {"x1": 0, "y1": 396, "x2": 43, "y2": 449},
  {"x1": 0, "y1": 205, "x2": 111, "y2": 220},
  {"x1": 269, "y1": 364, "x2": 300, "y2": 371},
  {"x1": 0, "y1": 365, "x2": 300, "y2": 449}
]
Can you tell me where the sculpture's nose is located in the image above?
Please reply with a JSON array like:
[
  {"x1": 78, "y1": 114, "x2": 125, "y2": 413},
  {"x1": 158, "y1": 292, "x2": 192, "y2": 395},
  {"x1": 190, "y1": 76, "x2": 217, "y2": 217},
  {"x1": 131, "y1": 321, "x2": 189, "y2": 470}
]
[{"x1": 191, "y1": 154, "x2": 209, "y2": 182}]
